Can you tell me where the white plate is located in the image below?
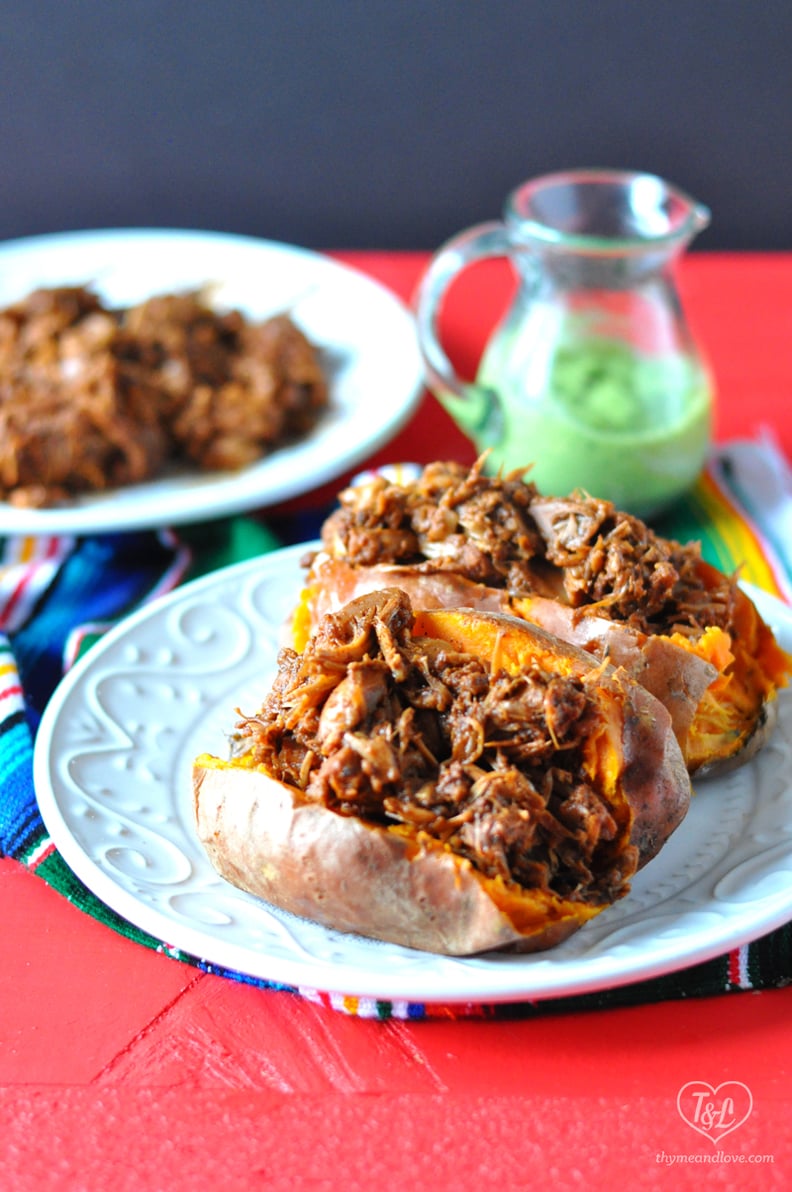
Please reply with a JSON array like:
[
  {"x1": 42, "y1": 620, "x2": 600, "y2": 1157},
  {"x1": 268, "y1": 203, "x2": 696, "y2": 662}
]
[
  {"x1": 33, "y1": 546, "x2": 792, "y2": 1005},
  {"x1": 0, "y1": 229, "x2": 424, "y2": 533}
]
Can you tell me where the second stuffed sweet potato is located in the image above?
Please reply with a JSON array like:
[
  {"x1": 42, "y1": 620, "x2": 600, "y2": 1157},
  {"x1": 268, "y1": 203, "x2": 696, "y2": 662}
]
[{"x1": 296, "y1": 459, "x2": 790, "y2": 776}]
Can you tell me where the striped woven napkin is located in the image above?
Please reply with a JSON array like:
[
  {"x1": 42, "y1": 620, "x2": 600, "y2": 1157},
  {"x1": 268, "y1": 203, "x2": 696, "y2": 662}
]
[{"x1": 2, "y1": 438, "x2": 792, "y2": 1022}]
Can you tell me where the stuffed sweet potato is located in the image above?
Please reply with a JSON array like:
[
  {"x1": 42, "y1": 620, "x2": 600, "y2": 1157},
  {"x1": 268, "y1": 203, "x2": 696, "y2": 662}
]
[
  {"x1": 194, "y1": 589, "x2": 690, "y2": 956},
  {"x1": 295, "y1": 459, "x2": 791, "y2": 776}
]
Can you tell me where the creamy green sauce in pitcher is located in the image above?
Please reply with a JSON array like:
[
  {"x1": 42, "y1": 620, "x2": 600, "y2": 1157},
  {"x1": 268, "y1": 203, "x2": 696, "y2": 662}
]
[{"x1": 476, "y1": 334, "x2": 713, "y2": 518}]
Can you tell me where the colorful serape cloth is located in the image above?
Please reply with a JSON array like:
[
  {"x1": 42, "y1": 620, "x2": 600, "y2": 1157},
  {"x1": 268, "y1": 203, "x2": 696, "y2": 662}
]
[{"x1": 2, "y1": 437, "x2": 792, "y2": 1021}]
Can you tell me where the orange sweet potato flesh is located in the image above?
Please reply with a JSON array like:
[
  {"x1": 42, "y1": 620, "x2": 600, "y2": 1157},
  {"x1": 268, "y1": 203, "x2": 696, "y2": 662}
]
[
  {"x1": 195, "y1": 601, "x2": 690, "y2": 956},
  {"x1": 666, "y1": 563, "x2": 790, "y2": 774}
]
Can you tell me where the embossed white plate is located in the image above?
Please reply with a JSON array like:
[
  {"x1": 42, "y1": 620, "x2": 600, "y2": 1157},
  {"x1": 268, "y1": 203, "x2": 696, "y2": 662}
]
[
  {"x1": 33, "y1": 546, "x2": 792, "y2": 1004},
  {"x1": 0, "y1": 229, "x2": 424, "y2": 533}
]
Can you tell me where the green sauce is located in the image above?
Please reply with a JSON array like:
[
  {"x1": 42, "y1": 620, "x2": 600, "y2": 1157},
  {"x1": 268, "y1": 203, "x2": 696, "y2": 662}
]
[{"x1": 475, "y1": 335, "x2": 713, "y2": 517}]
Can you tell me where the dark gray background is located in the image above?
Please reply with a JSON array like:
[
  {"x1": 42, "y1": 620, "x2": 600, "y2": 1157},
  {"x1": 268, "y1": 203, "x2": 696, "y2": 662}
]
[{"x1": 2, "y1": 1, "x2": 790, "y2": 252}]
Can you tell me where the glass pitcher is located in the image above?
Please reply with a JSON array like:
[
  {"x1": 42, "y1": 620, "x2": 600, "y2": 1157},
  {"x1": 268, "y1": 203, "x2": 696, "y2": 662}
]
[{"x1": 415, "y1": 168, "x2": 714, "y2": 517}]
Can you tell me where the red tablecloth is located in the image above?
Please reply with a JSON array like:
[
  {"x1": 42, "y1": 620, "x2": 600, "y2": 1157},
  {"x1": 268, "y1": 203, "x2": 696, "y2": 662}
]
[{"x1": 3, "y1": 252, "x2": 792, "y2": 1189}]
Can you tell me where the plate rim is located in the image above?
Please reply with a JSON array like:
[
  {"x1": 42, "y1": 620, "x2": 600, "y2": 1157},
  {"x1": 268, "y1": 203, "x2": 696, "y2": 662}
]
[
  {"x1": 32, "y1": 547, "x2": 792, "y2": 1004},
  {"x1": 0, "y1": 227, "x2": 424, "y2": 534}
]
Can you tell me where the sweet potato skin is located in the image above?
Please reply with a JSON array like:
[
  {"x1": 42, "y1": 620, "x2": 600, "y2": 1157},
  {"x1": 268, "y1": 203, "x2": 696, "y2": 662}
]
[
  {"x1": 194, "y1": 762, "x2": 596, "y2": 955},
  {"x1": 194, "y1": 605, "x2": 691, "y2": 956}
]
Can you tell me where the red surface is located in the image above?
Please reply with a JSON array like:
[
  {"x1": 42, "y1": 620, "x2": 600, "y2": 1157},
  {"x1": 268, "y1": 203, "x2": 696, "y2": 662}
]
[{"x1": 3, "y1": 252, "x2": 792, "y2": 1189}]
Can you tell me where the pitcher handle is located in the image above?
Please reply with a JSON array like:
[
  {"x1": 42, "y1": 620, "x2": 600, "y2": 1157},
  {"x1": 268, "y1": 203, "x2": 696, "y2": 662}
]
[{"x1": 414, "y1": 220, "x2": 512, "y2": 405}]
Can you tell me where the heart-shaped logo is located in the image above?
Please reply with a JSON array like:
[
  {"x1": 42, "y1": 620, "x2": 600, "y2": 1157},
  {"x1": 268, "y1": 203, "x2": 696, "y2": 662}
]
[{"x1": 677, "y1": 1081, "x2": 753, "y2": 1143}]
